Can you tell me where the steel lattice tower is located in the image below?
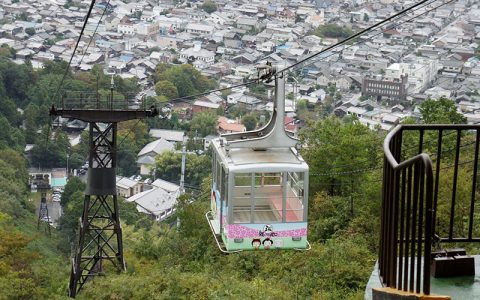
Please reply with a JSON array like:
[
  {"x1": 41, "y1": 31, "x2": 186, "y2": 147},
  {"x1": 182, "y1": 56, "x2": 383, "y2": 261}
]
[
  {"x1": 37, "y1": 182, "x2": 51, "y2": 236},
  {"x1": 50, "y1": 91, "x2": 157, "y2": 298}
]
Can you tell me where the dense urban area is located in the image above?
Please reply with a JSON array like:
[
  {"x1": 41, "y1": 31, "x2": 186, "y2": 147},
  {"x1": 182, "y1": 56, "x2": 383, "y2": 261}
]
[{"x1": 0, "y1": 0, "x2": 480, "y2": 299}]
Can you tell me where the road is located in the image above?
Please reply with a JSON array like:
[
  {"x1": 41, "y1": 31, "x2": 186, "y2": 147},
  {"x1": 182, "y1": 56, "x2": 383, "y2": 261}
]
[{"x1": 35, "y1": 199, "x2": 62, "y2": 228}]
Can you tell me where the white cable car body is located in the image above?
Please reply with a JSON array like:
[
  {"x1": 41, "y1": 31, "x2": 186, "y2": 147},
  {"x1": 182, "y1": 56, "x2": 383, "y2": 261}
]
[{"x1": 206, "y1": 69, "x2": 310, "y2": 252}]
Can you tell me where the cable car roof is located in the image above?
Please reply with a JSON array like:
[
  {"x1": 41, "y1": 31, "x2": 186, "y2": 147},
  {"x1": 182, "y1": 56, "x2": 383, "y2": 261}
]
[{"x1": 212, "y1": 138, "x2": 308, "y2": 173}]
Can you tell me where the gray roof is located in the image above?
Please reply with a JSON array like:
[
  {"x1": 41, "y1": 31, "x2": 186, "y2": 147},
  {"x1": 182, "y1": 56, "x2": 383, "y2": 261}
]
[
  {"x1": 138, "y1": 138, "x2": 174, "y2": 157},
  {"x1": 126, "y1": 186, "x2": 178, "y2": 217},
  {"x1": 149, "y1": 129, "x2": 185, "y2": 142}
]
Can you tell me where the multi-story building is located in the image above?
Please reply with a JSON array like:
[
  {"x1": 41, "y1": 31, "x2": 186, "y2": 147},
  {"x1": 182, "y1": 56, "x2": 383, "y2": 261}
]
[{"x1": 362, "y1": 74, "x2": 408, "y2": 102}]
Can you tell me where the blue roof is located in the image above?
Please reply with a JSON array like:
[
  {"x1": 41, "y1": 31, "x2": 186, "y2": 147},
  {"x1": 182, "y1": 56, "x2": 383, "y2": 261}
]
[
  {"x1": 276, "y1": 45, "x2": 291, "y2": 50},
  {"x1": 51, "y1": 178, "x2": 67, "y2": 188},
  {"x1": 120, "y1": 55, "x2": 134, "y2": 63}
]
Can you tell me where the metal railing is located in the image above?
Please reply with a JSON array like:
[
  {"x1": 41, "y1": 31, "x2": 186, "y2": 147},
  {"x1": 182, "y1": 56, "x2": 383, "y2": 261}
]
[
  {"x1": 59, "y1": 91, "x2": 147, "y2": 111},
  {"x1": 380, "y1": 124, "x2": 480, "y2": 295}
]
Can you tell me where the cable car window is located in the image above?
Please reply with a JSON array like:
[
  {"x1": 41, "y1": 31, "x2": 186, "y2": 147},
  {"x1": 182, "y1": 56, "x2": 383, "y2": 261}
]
[
  {"x1": 216, "y1": 161, "x2": 222, "y2": 194},
  {"x1": 232, "y1": 173, "x2": 252, "y2": 223},
  {"x1": 234, "y1": 173, "x2": 251, "y2": 186},
  {"x1": 284, "y1": 172, "x2": 304, "y2": 222},
  {"x1": 219, "y1": 166, "x2": 226, "y2": 201},
  {"x1": 223, "y1": 168, "x2": 228, "y2": 207},
  {"x1": 253, "y1": 172, "x2": 283, "y2": 223},
  {"x1": 257, "y1": 172, "x2": 282, "y2": 185},
  {"x1": 212, "y1": 153, "x2": 216, "y2": 184}
]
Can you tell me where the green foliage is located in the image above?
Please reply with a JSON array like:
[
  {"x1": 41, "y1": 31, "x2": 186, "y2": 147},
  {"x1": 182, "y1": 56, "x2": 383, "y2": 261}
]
[
  {"x1": 153, "y1": 151, "x2": 211, "y2": 187},
  {"x1": 0, "y1": 44, "x2": 15, "y2": 58},
  {"x1": 25, "y1": 27, "x2": 36, "y2": 36},
  {"x1": 117, "y1": 136, "x2": 140, "y2": 176},
  {"x1": 300, "y1": 116, "x2": 383, "y2": 196},
  {"x1": 30, "y1": 128, "x2": 70, "y2": 169},
  {"x1": 312, "y1": 24, "x2": 354, "y2": 39},
  {"x1": 61, "y1": 176, "x2": 85, "y2": 207},
  {"x1": 200, "y1": 1, "x2": 217, "y2": 13},
  {"x1": 419, "y1": 96, "x2": 467, "y2": 124},
  {"x1": 0, "y1": 57, "x2": 33, "y2": 108},
  {"x1": 154, "y1": 63, "x2": 215, "y2": 98},
  {"x1": 190, "y1": 111, "x2": 217, "y2": 137},
  {"x1": 242, "y1": 114, "x2": 257, "y2": 131},
  {"x1": 155, "y1": 80, "x2": 178, "y2": 99}
]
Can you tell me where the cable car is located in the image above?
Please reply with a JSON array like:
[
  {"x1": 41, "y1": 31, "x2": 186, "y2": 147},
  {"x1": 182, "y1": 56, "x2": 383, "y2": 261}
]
[{"x1": 206, "y1": 67, "x2": 310, "y2": 252}]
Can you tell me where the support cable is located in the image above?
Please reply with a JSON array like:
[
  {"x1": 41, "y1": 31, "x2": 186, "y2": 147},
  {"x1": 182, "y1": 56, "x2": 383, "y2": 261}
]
[{"x1": 166, "y1": 0, "x2": 449, "y2": 104}]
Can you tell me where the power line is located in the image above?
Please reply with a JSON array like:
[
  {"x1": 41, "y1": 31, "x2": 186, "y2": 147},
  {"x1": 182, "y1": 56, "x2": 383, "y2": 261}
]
[
  {"x1": 51, "y1": 0, "x2": 97, "y2": 106},
  {"x1": 164, "y1": 0, "x2": 445, "y2": 105},
  {"x1": 289, "y1": 0, "x2": 453, "y2": 72},
  {"x1": 78, "y1": 0, "x2": 111, "y2": 68},
  {"x1": 167, "y1": 79, "x2": 260, "y2": 104},
  {"x1": 277, "y1": 0, "x2": 435, "y2": 74},
  {"x1": 310, "y1": 166, "x2": 380, "y2": 177},
  {"x1": 120, "y1": 0, "x2": 452, "y2": 152}
]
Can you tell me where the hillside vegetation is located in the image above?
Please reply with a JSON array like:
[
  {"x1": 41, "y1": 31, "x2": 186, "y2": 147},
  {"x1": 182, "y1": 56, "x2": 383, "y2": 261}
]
[{"x1": 0, "y1": 56, "x2": 474, "y2": 299}]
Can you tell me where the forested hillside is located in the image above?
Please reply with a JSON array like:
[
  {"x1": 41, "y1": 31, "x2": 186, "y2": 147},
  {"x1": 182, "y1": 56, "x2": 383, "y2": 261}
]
[{"x1": 0, "y1": 53, "x2": 473, "y2": 299}]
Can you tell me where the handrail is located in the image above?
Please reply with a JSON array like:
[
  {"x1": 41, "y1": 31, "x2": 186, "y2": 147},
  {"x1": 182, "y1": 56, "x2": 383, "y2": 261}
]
[
  {"x1": 381, "y1": 123, "x2": 480, "y2": 296},
  {"x1": 380, "y1": 124, "x2": 434, "y2": 295}
]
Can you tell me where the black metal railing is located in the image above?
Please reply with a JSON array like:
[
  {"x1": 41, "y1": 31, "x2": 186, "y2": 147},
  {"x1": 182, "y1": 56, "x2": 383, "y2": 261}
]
[
  {"x1": 58, "y1": 91, "x2": 147, "y2": 111},
  {"x1": 380, "y1": 124, "x2": 480, "y2": 295}
]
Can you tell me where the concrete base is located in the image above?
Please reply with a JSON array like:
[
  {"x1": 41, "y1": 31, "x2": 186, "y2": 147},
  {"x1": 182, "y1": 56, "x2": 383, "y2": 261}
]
[{"x1": 366, "y1": 256, "x2": 480, "y2": 300}]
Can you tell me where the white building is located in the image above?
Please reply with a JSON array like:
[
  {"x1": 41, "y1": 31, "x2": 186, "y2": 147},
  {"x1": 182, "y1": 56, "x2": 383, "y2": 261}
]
[
  {"x1": 137, "y1": 139, "x2": 175, "y2": 175},
  {"x1": 185, "y1": 23, "x2": 214, "y2": 36},
  {"x1": 385, "y1": 60, "x2": 439, "y2": 94},
  {"x1": 180, "y1": 43, "x2": 215, "y2": 66},
  {"x1": 126, "y1": 179, "x2": 180, "y2": 221},
  {"x1": 116, "y1": 176, "x2": 143, "y2": 198}
]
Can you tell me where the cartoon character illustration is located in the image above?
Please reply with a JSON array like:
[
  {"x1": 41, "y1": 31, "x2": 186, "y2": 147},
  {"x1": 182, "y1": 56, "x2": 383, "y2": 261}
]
[
  {"x1": 259, "y1": 224, "x2": 277, "y2": 237},
  {"x1": 251, "y1": 238, "x2": 261, "y2": 250},
  {"x1": 263, "y1": 238, "x2": 273, "y2": 250},
  {"x1": 264, "y1": 224, "x2": 273, "y2": 234}
]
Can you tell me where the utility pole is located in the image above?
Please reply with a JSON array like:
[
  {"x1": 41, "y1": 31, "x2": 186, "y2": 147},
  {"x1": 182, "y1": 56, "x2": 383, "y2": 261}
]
[
  {"x1": 50, "y1": 92, "x2": 158, "y2": 298},
  {"x1": 180, "y1": 137, "x2": 186, "y2": 194},
  {"x1": 177, "y1": 137, "x2": 186, "y2": 229}
]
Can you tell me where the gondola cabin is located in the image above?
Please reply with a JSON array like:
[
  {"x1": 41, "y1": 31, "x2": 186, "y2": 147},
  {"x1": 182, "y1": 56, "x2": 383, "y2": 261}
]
[{"x1": 206, "y1": 68, "x2": 310, "y2": 252}]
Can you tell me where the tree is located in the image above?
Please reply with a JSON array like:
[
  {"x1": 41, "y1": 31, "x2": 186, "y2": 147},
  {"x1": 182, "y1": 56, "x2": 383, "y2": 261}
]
[
  {"x1": 153, "y1": 151, "x2": 211, "y2": 186},
  {"x1": 0, "y1": 44, "x2": 15, "y2": 58},
  {"x1": 24, "y1": 103, "x2": 39, "y2": 143},
  {"x1": 200, "y1": 1, "x2": 217, "y2": 13},
  {"x1": 312, "y1": 24, "x2": 354, "y2": 40},
  {"x1": 30, "y1": 128, "x2": 70, "y2": 169},
  {"x1": 117, "y1": 136, "x2": 139, "y2": 176},
  {"x1": 155, "y1": 80, "x2": 178, "y2": 99},
  {"x1": 61, "y1": 176, "x2": 86, "y2": 207},
  {"x1": 419, "y1": 97, "x2": 466, "y2": 124},
  {"x1": 25, "y1": 27, "x2": 36, "y2": 36},
  {"x1": 155, "y1": 64, "x2": 215, "y2": 98},
  {"x1": 190, "y1": 111, "x2": 217, "y2": 137},
  {"x1": 363, "y1": 14, "x2": 369, "y2": 22},
  {"x1": 242, "y1": 114, "x2": 257, "y2": 131},
  {"x1": 300, "y1": 116, "x2": 382, "y2": 196}
]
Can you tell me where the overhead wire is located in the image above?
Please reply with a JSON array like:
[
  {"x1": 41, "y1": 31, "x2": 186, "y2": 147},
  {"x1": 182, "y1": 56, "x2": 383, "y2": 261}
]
[
  {"x1": 78, "y1": 0, "x2": 111, "y2": 67},
  {"x1": 51, "y1": 0, "x2": 97, "y2": 106},
  {"x1": 44, "y1": 0, "x2": 97, "y2": 155},
  {"x1": 285, "y1": 0, "x2": 454, "y2": 72},
  {"x1": 60, "y1": 0, "x2": 459, "y2": 186},
  {"x1": 121, "y1": 0, "x2": 453, "y2": 163},
  {"x1": 164, "y1": 0, "x2": 449, "y2": 105}
]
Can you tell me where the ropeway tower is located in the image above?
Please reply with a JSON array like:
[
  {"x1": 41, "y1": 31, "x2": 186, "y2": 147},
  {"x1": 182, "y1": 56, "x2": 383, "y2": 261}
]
[{"x1": 50, "y1": 85, "x2": 158, "y2": 298}]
